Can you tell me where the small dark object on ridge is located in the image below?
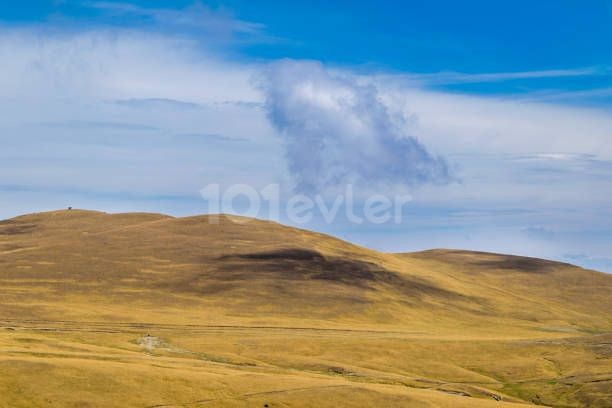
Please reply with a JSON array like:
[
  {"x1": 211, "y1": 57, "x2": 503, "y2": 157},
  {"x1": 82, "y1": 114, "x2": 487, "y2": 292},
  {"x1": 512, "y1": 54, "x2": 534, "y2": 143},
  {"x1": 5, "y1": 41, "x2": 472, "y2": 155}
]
[
  {"x1": 68, "y1": 207, "x2": 72, "y2": 210},
  {"x1": 264, "y1": 405, "x2": 269, "y2": 407}
]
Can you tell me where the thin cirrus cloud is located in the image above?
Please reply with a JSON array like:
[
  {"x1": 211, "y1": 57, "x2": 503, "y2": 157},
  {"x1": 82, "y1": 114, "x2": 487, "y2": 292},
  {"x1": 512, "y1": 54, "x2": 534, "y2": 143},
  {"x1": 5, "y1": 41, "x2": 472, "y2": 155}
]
[
  {"x1": 33, "y1": 120, "x2": 158, "y2": 131},
  {"x1": 516, "y1": 86, "x2": 612, "y2": 104},
  {"x1": 0, "y1": 27, "x2": 258, "y2": 103},
  {"x1": 112, "y1": 98, "x2": 203, "y2": 110},
  {"x1": 84, "y1": 1, "x2": 269, "y2": 43},
  {"x1": 402, "y1": 66, "x2": 608, "y2": 85}
]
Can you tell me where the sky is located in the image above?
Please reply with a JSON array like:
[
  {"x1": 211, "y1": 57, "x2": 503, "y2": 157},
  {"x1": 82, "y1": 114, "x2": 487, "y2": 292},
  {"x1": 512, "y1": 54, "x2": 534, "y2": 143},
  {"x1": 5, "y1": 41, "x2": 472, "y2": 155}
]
[{"x1": 1, "y1": 1, "x2": 612, "y2": 271}]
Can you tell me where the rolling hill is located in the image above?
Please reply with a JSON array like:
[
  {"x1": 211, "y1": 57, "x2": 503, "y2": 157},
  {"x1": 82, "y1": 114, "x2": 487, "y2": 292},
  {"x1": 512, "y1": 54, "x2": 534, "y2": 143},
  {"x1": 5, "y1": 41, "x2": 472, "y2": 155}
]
[{"x1": 0, "y1": 209, "x2": 610, "y2": 407}]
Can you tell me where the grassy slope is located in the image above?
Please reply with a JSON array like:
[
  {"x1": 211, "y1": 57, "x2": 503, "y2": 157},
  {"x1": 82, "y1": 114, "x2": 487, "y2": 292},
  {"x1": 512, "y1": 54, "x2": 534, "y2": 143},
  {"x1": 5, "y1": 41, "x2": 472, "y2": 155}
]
[{"x1": 0, "y1": 209, "x2": 610, "y2": 407}]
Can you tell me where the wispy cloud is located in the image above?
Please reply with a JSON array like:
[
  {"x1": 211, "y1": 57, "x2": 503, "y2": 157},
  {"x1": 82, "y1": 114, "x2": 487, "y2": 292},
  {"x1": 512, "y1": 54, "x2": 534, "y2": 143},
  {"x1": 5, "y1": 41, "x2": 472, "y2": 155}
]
[
  {"x1": 387, "y1": 66, "x2": 609, "y2": 85},
  {"x1": 0, "y1": 27, "x2": 259, "y2": 103},
  {"x1": 175, "y1": 133, "x2": 248, "y2": 143},
  {"x1": 510, "y1": 153, "x2": 596, "y2": 161},
  {"x1": 112, "y1": 98, "x2": 202, "y2": 110},
  {"x1": 85, "y1": 1, "x2": 267, "y2": 42},
  {"x1": 516, "y1": 86, "x2": 612, "y2": 104},
  {"x1": 215, "y1": 100, "x2": 264, "y2": 109},
  {"x1": 35, "y1": 120, "x2": 158, "y2": 131},
  {"x1": 523, "y1": 225, "x2": 557, "y2": 240},
  {"x1": 506, "y1": 153, "x2": 612, "y2": 177}
]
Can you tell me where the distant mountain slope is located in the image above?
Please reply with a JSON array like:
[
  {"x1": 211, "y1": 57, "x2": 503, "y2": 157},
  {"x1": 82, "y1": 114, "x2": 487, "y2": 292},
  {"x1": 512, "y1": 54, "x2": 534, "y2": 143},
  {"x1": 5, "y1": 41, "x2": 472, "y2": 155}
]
[{"x1": 1, "y1": 209, "x2": 610, "y2": 333}]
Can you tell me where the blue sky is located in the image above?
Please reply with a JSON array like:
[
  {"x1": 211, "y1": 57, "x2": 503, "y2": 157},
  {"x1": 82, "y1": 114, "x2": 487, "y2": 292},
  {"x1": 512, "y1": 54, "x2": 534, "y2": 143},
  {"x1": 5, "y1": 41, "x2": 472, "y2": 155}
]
[
  {"x1": 5, "y1": 1, "x2": 612, "y2": 76},
  {"x1": 1, "y1": 1, "x2": 612, "y2": 271}
]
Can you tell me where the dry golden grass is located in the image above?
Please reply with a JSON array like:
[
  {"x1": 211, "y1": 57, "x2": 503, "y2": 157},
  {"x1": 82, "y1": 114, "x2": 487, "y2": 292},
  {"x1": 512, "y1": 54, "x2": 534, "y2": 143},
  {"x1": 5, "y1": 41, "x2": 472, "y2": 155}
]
[{"x1": 0, "y1": 209, "x2": 610, "y2": 407}]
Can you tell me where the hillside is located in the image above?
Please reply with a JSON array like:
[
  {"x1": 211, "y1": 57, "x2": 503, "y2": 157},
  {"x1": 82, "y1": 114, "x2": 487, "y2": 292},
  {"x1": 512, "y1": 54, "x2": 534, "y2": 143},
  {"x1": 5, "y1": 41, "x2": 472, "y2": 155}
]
[{"x1": 0, "y1": 209, "x2": 610, "y2": 407}]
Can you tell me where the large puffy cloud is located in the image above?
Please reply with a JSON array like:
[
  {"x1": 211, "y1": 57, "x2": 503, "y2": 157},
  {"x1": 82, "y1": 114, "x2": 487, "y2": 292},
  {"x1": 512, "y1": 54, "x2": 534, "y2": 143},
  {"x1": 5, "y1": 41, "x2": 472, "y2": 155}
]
[{"x1": 258, "y1": 60, "x2": 452, "y2": 193}]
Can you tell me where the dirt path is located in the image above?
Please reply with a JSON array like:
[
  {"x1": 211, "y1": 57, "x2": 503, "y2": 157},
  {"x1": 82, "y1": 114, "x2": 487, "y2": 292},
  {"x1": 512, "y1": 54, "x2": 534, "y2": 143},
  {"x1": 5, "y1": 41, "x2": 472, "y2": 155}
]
[{"x1": 0, "y1": 318, "x2": 417, "y2": 336}]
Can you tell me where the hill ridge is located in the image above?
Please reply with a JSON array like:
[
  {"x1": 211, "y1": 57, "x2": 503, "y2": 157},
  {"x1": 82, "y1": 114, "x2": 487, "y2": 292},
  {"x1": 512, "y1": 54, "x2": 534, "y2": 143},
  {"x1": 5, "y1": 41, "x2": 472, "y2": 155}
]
[{"x1": 1, "y1": 209, "x2": 611, "y2": 407}]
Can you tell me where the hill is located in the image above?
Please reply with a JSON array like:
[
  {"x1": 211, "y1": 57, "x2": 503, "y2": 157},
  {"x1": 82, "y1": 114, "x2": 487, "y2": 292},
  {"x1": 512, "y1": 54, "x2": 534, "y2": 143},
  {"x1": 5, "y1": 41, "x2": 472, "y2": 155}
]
[{"x1": 0, "y1": 209, "x2": 610, "y2": 407}]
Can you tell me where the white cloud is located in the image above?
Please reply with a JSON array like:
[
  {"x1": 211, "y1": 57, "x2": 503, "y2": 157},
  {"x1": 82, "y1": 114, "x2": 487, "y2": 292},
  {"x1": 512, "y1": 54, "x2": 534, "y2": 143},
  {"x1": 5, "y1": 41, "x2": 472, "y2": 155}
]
[
  {"x1": 0, "y1": 27, "x2": 279, "y2": 202},
  {"x1": 257, "y1": 60, "x2": 452, "y2": 193},
  {"x1": 86, "y1": 1, "x2": 266, "y2": 41},
  {"x1": 373, "y1": 82, "x2": 612, "y2": 159},
  {"x1": 393, "y1": 66, "x2": 607, "y2": 85},
  {"x1": 0, "y1": 27, "x2": 259, "y2": 104}
]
